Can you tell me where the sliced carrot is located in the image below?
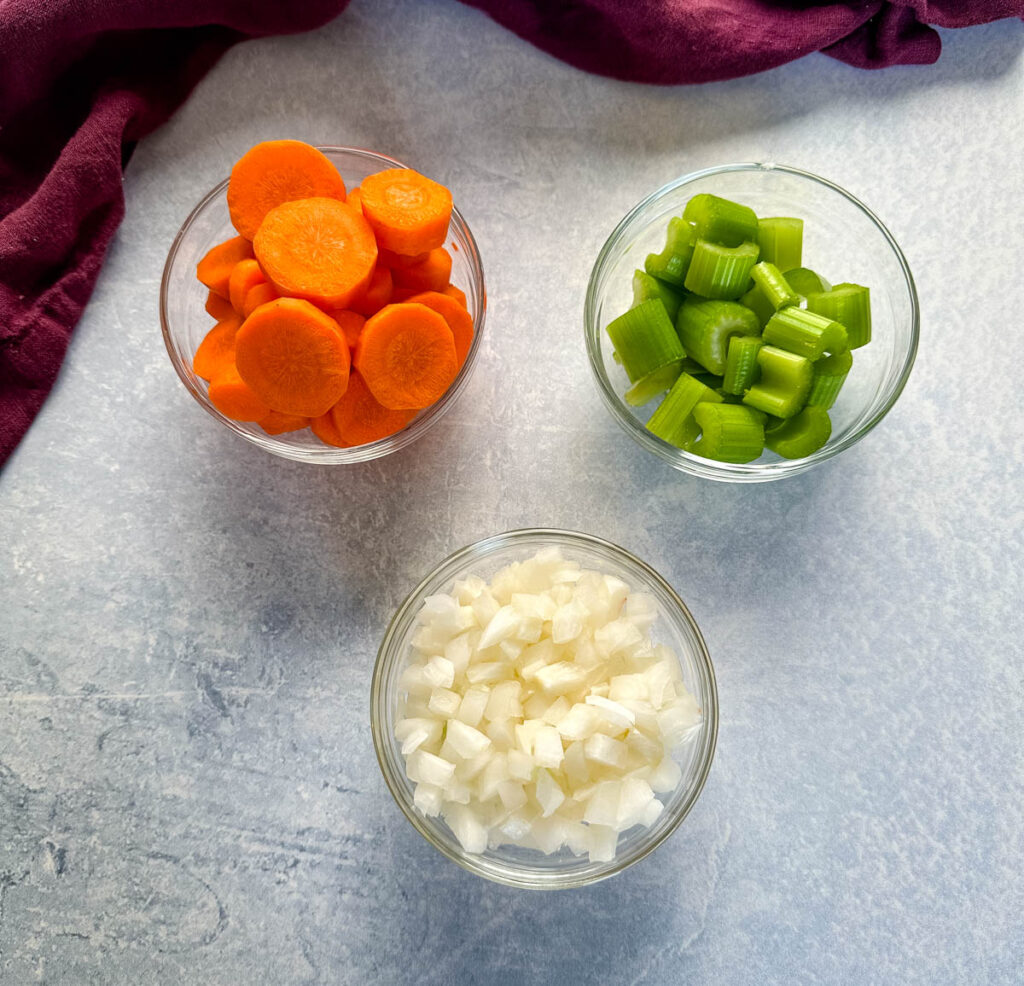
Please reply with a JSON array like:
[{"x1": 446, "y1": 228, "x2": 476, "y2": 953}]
[
  {"x1": 242, "y1": 281, "x2": 278, "y2": 318},
  {"x1": 228, "y1": 258, "x2": 266, "y2": 314},
  {"x1": 235, "y1": 297, "x2": 351, "y2": 417},
  {"x1": 350, "y1": 266, "x2": 393, "y2": 317},
  {"x1": 205, "y1": 289, "x2": 235, "y2": 322},
  {"x1": 347, "y1": 187, "x2": 362, "y2": 214},
  {"x1": 390, "y1": 287, "x2": 418, "y2": 303},
  {"x1": 330, "y1": 371, "x2": 416, "y2": 446},
  {"x1": 404, "y1": 291, "x2": 474, "y2": 368},
  {"x1": 208, "y1": 364, "x2": 271, "y2": 421},
  {"x1": 442, "y1": 283, "x2": 468, "y2": 308},
  {"x1": 197, "y1": 236, "x2": 254, "y2": 298},
  {"x1": 258, "y1": 410, "x2": 310, "y2": 436},
  {"x1": 227, "y1": 139, "x2": 346, "y2": 239},
  {"x1": 360, "y1": 168, "x2": 453, "y2": 256},
  {"x1": 331, "y1": 310, "x2": 367, "y2": 349},
  {"x1": 354, "y1": 303, "x2": 458, "y2": 410},
  {"x1": 391, "y1": 248, "x2": 452, "y2": 294},
  {"x1": 254, "y1": 197, "x2": 377, "y2": 308},
  {"x1": 193, "y1": 317, "x2": 241, "y2": 382},
  {"x1": 310, "y1": 410, "x2": 348, "y2": 448},
  {"x1": 378, "y1": 247, "x2": 431, "y2": 269}
]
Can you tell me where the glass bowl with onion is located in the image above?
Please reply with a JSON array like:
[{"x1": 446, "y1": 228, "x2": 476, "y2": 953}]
[{"x1": 371, "y1": 529, "x2": 718, "y2": 889}]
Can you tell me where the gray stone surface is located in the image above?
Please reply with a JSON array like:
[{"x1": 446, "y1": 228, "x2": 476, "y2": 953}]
[{"x1": 2, "y1": 1, "x2": 1023, "y2": 983}]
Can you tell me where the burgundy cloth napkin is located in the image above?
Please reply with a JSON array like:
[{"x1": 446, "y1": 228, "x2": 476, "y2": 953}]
[{"x1": 1, "y1": 1, "x2": 1021, "y2": 465}]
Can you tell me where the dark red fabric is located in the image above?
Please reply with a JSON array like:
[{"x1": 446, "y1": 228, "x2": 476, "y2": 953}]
[{"x1": 1, "y1": 2, "x2": 1021, "y2": 464}]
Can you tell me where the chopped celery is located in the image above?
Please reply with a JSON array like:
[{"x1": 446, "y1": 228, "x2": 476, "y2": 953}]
[
  {"x1": 676, "y1": 298, "x2": 760, "y2": 375},
  {"x1": 762, "y1": 307, "x2": 848, "y2": 361},
  {"x1": 806, "y1": 351, "x2": 853, "y2": 409},
  {"x1": 783, "y1": 267, "x2": 831, "y2": 297},
  {"x1": 806, "y1": 283, "x2": 872, "y2": 349},
  {"x1": 722, "y1": 335, "x2": 764, "y2": 395},
  {"x1": 683, "y1": 194, "x2": 759, "y2": 247},
  {"x1": 692, "y1": 372, "x2": 725, "y2": 391},
  {"x1": 756, "y1": 217, "x2": 803, "y2": 272},
  {"x1": 646, "y1": 373, "x2": 723, "y2": 448},
  {"x1": 684, "y1": 240, "x2": 760, "y2": 300},
  {"x1": 765, "y1": 406, "x2": 832, "y2": 459},
  {"x1": 644, "y1": 217, "x2": 697, "y2": 288},
  {"x1": 750, "y1": 261, "x2": 800, "y2": 311},
  {"x1": 690, "y1": 404, "x2": 766, "y2": 463},
  {"x1": 624, "y1": 359, "x2": 684, "y2": 407},
  {"x1": 738, "y1": 282, "x2": 775, "y2": 329},
  {"x1": 632, "y1": 269, "x2": 684, "y2": 322},
  {"x1": 743, "y1": 345, "x2": 812, "y2": 418},
  {"x1": 679, "y1": 357, "x2": 706, "y2": 375},
  {"x1": 606, "y1": 299, "x2": 685, "y2": 383}
]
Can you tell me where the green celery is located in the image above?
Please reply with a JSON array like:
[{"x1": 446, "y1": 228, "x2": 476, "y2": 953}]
[
  {"x1": 750, "y1": 261, "x2": 800, "y2": 311},
  {"x1": 676, "y1": 298, "x2": 760, "y2": 375},
  {"x1": 683, "y1": 194, "x2": 759, "y2": 247},
  {"x1": 806, "y1": 283, "x2": 872, "y2": 349},
  {"x1": 722, "y1": 335, "x2": 764, "y2": 395},
  {"x1": 743, "y1": 345, "x2": 813, "y2": 418},
  {"x1": 783, "y1": 267, "x2": 831, "y2": 297},
  {"x1": 756, "y1": 217, "x2": 803, "y2": 272},
  {"x1": 806, "y1": 351, "x2": 853, "y2": 409},
  {"x1": 738, "y1": 282, "x2": 775, "y2": 329},
  {"x1": 605, "y1": 299, "x2": 685, "y2": 383},
  {"x1": 683, "y1": 240, "x2": 760, "y2": 300},
  {"x1": 765, "y1": 406, "x2": 832, "y2": 459},
  {"x1": 646, "y1": 373, "x2": 723, "y2": 449},
  {"x1": 624, "y1": 359, "x2": 684, "y2": 407},
  {"x1": 644, "y1": 218, "x2": 697, "y2": 288},
  {"x1": 690, "y1": 404, "x2": 766, "y2": 463},
  {"x1": 763, "y1": 307, "x2": 848, "y2": 361},
  {"x1": 632, "y1": 269, "x2": 685, "y2": 322}
]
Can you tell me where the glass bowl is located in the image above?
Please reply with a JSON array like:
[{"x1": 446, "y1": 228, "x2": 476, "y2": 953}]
[
  {"x1": 585, "y1": 163, "x2": 919, "y2": 482},
  {"x1": 160, "y1": 146, "x2": 486, "y2": 463},
  {"x1": 371, "y1": 529, "x2": 718, "y2": 890}
]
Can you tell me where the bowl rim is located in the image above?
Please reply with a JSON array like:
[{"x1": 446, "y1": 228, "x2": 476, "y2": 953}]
[
  {"x1": 160, "y1": 144, "x2": 486, "y2": 464},
  {"x1": 370, "y1": 527, "x2": 719, "y2": 890},
  {"x1": 584, "y1": 161, "x2": 920, "y2": 483}
]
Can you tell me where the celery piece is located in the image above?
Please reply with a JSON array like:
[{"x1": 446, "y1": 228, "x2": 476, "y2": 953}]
[
  {"x1": 756, "y1": 217, "x2": 803, "y2": 272},
  {"x1": 606, "y1": 299, "x2": 685, "y2": 383},
  {"x1": 676, "y1": 298, "x2": 760, "y2": 375},
  {"x1": 684, "y1": 240, "x2": 760, "y2": 300},
  {"x1": 646, "y1": 373, "x2": 723, "y2": 449},
  {"x1": 683, "y1": 194, "x2": 759, "y2": 248},
  {"x1": 624, "y1": 359, "x2": 684, "y2": 407},
  {"x1": 783, "y1": 267, "x2": 831, "y2": 297},
  {"x1": 750, "y1": 261, "x2": 800, "y2": 311},
  {"x1": 690, "y1": 403, "x2": 766, "y2": 463},
  {"x1": 806, "y1": 283, "x2": 872, "y2": 349},
  {"x1": 679, "y1": 357, "x2": 705, "y2": 375},
  {"x1": 765, "y1": 406, "x2": 832, "y2": 459},
  {"x1": 738, "y1": 282, "x2": 775, "y2": 329},
  {"x1": 722, "y1": 335, "x2": 764, "y2": 395},
  {"x1": 644, "y1": 217, "x2": 697, "y2": 288},
  {"x1": 743, "y1": 345, "x2": 813, "y2": 418},
  {"x1": 692, "y1": 372, "x2": 725, "y2": 391},
  {"x1": 632, "y1": 269, "x2": 684, "y2": 322},
  {"x1": 763, "y1": 307, "x2": 848, "y2": 361},
  {"x1": 806, "y1": 351, "x2": 853, "y2": 409}
]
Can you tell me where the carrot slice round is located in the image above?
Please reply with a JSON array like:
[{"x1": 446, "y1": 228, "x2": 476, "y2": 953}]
[
  {"x1": 242, "y1": 281, "x2": 278, "y2": 319},
  {"x1": 392, "y1": 248, "x2": 452, "y2": 294},
  {"x1": 193, "y1": 317, "x2": 240, "y2": 382},
  {"x1": 208, "y1": 364, "x2": 271, "y2": 421},
  {"x1": 404, "y1": 291, "x2": 474, "y2": 368},
  {"x1": 350, "y1": 266, "x2": 393, "y2": 317},
  {"x1": 258, "y1": 410, "x2": 310, "y2": 436},
  {"x1": 347, "y1": 187, "x2": 362, "y2": 214},
  {"x1": 331, "y1": 310, "x2": 367, "y2": 349},
  {"x1": 197, "y1": 236, "x2": 253, "y2": 298},
  {"x1": 235, "y1": 297, "x2": 351, "y2": 418},
  {"x1": 330, "y1": 371, "x2": 416, "y2": 446},
  {"x1": 205, "y1": 289, "x2": 235, "y2": 322},
  {"x1": 228, "y1": 258, "x2": 265, "y2": 314},
  {"x1": 227, "y1": 140, "x2": 346, "y2": 239},
  {"x1": 442, "y1": 283, "x2": 468, "y2": 308},
  {"x1": 254, "y1": 197, "x2": 377, "y2": 309},
  {"x1": 310, "y1": 410, "x2": 348, "y2": 447},
  {"x1": 354, "y1": 302, "x2": 458, "y2": 410},
  {"x1": 360, "y1": 169, "x2": 453, "y2": 256}
]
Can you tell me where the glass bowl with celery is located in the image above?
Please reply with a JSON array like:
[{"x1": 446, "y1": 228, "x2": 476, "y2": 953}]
[{"x1": 584, "y1": 164, "x2": 919, "y2": 482}]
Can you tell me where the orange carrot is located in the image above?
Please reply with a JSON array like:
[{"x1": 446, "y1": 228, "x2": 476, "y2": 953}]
[
  {"x1": 442, "y1": 283, "x2": 468, "y2": 308},
  {"x1": 227, "y1": 139, "x2": 346, "y2": 239},
  {"x1": 354, "y1": 303, "x2": 458, "y2": 410},
  {"x1": 228, "y1": 258, "x2": 266, "y2": 314},
  {"x1": 350, "y1": 265, "x2": 393, "y2": 316},
  {"x1": 254, "y1": 197, "x2": 377, "y2": 309},
  {"x1": 197, "y1": 236, "x2": 253, "y2": 298},
  {"x1": 391, "y1": 248, "x2": 452, "y2": 294},
  {"x1": 378, "y1": 247, "x2": 431, "y2": 269},
  {"x1": 205, "y1": 289, "x2": 235, "y2": 322},
  {"x1": 310, "y1": 410, "x2": 348, "y2": 447},
  {"x1": 242, "y1": 282, "x2": 278, "y2": 318},
  {"x1": 360, "y1": 169, "x2": 452, "y2": 256},
  {"x1": 193, "y1": 318, "x2": 240, "y2": 382},
  {"x1": 331, "y1": 310, "x2": 366, "y2": 349},
  {"x1": 208, "y1": 364, "x2": 271, "y2": 421},
  {"x1": 330, "y1": 371, "x2": 416, "y2": 446},
  {"x1": 235, "y1": 297, "x2": 351, "y2": 417},
  {"x1": 347, "y1": 187, "x2": 362, "y2": 214},
  {"x1": 258, "y1": 410, "x2": 310, "y2": 435},
  {"x1": 390, "y1": 287, "x2": 418, "y2": 303},
  {"x1": 404, "y1": 291, "x2": 474, "y2": 368}
]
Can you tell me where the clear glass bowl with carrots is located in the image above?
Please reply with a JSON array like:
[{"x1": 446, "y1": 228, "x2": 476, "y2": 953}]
[{"x1": 161, "y1": 143, "x2": 486, "y2": 463}]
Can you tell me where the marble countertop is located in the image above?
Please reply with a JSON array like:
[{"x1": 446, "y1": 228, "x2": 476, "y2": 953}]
[{"x1": 2, "y1": 2, "x2": 1022, "y2": 982}]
